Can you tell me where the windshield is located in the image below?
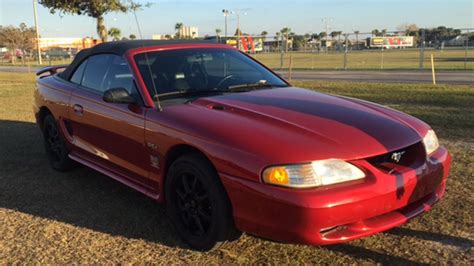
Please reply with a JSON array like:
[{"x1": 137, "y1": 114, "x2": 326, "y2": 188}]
[{"x1": 134, "y1": 48, "x2": 288, "y2": 101}]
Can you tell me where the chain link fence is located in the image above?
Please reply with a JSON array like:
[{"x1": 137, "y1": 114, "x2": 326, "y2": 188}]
[
  {"x1": 251, "y1": 29, "x2": 473, "y2": 71},
  {"x1": 1, "y1": 29, "x2": 472, "y2": 71}
]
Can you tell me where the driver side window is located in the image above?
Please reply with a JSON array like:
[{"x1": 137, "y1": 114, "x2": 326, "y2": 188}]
[{"x1": 72, "y1": 54, "x2": 140, "y2": 102}]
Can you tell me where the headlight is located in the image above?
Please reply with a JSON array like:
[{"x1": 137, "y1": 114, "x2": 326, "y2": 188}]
[
  {"x1": 262, "y1": 159, "x2": 365, "y2": 188},
  {"x1": 423, "y1": 129, "x2": 439, "y2": 155}
]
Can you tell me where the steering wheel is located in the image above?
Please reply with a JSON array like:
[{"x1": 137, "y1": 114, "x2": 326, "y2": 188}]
[{"x1": 215, "y1": 74, "x2": 236, "y2": 89}]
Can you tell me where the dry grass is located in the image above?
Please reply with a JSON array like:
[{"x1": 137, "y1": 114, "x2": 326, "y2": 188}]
[{"x1": 0, "y1": 72, "x2": 473, "y2": 264}]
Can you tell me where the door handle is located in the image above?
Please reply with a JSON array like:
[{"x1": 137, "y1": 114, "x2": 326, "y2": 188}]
[{"x1": 73, "y1": 104, "x2": 84, "y2": 115}]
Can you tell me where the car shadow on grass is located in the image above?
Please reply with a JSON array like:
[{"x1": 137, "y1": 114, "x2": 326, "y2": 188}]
[
  {"x1": 386, "y1": 227, "x2": 474, "y2": 250},
  {"x1": 0, "y1": 119, "x2": 185, "y2": 249}
]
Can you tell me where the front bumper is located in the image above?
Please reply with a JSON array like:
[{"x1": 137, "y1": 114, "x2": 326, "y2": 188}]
[{"x1": 220, "y1": 146, "x2": 451, "y2": 245}]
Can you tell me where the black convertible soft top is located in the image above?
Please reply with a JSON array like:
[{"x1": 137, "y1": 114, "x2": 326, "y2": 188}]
[{"x1": 60, "y1": 39, "x2": 217, "y2": 80}]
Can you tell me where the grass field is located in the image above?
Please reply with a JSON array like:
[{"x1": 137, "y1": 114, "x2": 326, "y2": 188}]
[
  {"x1": 0, "y1": 72, "x2": 473, "y2": 264},
  {"x1": 253, "y1": 48, "x2": 473, "y2": 70}
]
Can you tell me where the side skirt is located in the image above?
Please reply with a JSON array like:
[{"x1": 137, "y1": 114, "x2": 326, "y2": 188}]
[{"x1": 69, "y1": 152, "x2": 161, "y2": 201}]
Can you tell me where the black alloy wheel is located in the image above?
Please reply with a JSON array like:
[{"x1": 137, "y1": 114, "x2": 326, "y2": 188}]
[
  {"x1": 166, "y1": 153, "x2": 241, "y2": 251},
  {"x1": 42, "y1": 115, "x2": 75, "y2": 171}
]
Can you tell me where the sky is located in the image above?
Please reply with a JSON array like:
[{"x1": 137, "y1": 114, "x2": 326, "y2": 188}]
[{"x1": 1, "y1": 0, "x2": 473, "y2": 39}]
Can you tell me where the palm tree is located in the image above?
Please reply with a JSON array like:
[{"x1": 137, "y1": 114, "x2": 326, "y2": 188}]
[
  {"x1": 261, "y1": 30, "x2": 268, "y2": 41},
  {"x1": 234, "y1": 28, "x2": 243, "y2": 36},
  {"x1": 330, "y1": 31, "x2": 337, "y2": 44},
  {"x1": 215, "y1": 28, "x2": 222, "y2": 42},
  {"x1": 107, "y1": 27, "x2": 121, "y2": 41},
  {"x1": 280, "y1": 27, "x2": 291, "y2": 52},
  {"x1": 175, "y1": 22, "x2": 183, "y2": 39},
  {"x1": 371, "y1": 29, "x2": 380, "y2": 37}
]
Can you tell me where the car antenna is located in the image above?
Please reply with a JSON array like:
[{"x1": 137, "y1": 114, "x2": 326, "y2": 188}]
[{"x1": 131, "y1": 1, "x2": 163, "y2": 111}]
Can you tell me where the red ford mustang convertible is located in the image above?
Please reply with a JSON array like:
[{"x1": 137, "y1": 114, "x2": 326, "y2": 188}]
[{"x1": 34, "y1": 40, "x2": 451, "y2": 251}]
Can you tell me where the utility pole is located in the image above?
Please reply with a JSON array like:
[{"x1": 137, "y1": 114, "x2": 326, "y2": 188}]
[
  {"x1": 233, "y1": 9, "x2": 249, "y2": 36},
  {"x1": 381, "y1": 32, "x2": 385, "y2": 69},
  {"x1": 465, "y1": 29, "x2": 469, "y2": 70},
  {"x1": 33, "y1": 0, "x2": 42, "y2": 65},
  {"x1": 237, "y1": 13, "x2": 240, "y2": 34},
  {"x1": 419, "y1": 29, "x2": 426, "y2": 70},
  {"x1": 344, "y1": 34, "x2": 349, "y2": 70},
  {"x1": 322, "y1": 17, "x2": 332, "y2": 52}
]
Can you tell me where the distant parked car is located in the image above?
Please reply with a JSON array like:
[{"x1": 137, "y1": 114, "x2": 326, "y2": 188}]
[
  {"x1": 45, "y1": 47, "x2": 71, "y2": 59},
  {"x1": 34, "y1": 40, "x2": 451, "y2": 251}
]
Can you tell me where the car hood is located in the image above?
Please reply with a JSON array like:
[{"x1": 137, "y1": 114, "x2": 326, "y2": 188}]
[{"x1": 174, "y1": 87, "x2": 424, "y2": 164}]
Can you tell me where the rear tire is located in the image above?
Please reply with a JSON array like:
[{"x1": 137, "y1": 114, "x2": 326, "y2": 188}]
[
  {"x1": 42, "y1": 114, "x2": 75, "y2": 171},
  {"x1": 165, "y1": 153, "x2": 241, "y2": 251}
]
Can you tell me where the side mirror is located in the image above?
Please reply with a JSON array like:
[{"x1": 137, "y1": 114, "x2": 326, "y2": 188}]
[{"x1": 103, "y1": 88, "x2": 136, "y2": 104}]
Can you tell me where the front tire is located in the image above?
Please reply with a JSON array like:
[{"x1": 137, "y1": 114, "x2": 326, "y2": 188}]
[
  {"x1": 165, "y1": 153, "x2": 240, "y2": 251},
  {"x1": 42, "y1": 114, "x2": 75, "y2": 171}
]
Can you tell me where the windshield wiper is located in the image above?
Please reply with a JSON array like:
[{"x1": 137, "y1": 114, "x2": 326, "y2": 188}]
[
  {"x1": 227, "y1": 83, "x2": 287, "y2": 92},
  {"x1": 156, "y1": 89, "x2": 224, "y2": 101}
]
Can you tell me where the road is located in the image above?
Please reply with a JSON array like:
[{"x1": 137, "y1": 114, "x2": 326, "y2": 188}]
[{"x1": 1, "y1": 65, "x2": 472, "y2": 85}]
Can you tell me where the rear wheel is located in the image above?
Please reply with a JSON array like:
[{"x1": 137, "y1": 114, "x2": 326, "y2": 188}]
[
  {"x1": 165, "y1": 153, "x2": 240, "y2": 251},
  {"x1": 42, "y1": 114, "x2": 75, "y2": 171}
]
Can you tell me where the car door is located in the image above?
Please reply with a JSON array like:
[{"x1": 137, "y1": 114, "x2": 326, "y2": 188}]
[{"x1": 67, "y1": 54, "x2": 154, "y2": 189}]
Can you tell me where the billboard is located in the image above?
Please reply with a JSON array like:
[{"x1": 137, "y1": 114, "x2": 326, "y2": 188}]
[
  {"x1": 370, "y1": 36, "x2": 414, "y2": 48},
  {"x1": 225, "y1": 36, "x2": 263, "y2": 53}
]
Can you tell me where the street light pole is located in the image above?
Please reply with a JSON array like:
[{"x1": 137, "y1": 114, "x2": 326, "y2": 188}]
[
  {"x1": 33, "y1": 0, "x2": 42, "y2": 65},
  {"x1": 222, "y1": 9, "x2": 230, "y2": 42}
]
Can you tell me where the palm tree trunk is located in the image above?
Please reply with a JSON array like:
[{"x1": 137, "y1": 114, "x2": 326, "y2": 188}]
[{"x1": 96, "y1": 16, "x2": 107, "y2": 43}]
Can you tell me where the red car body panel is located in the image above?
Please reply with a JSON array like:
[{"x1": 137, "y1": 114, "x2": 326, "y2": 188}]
[{"x1": 34, "y1": 43, "x2": 451, "y2": 246}]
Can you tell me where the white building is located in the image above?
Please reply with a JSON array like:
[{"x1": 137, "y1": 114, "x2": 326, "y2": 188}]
[
  {"x1": 179, "y1": 26, "x2": 199, "y2": 39},
  {"x1": 152, "y1": 34, "x2": 174, "y2": 40}
]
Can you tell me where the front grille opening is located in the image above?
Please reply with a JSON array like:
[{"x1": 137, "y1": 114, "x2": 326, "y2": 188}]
[{"x1": 367, "y1": 142, "x2": 426, "y2": 173}]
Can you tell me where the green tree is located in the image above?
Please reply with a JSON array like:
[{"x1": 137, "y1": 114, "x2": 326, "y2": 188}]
[
  {"x1": 318, "y1": 32, "x2": 327, "y2": 40},
  {"x1": 39, "y1": 0, "x2": 143, "y2": 43},
  {"x1": 108, "y1": 27, "x2": 121, "y2": 41},
  {"x1": 129, "y1": 34, "x2": 137, "y2": 40},
  {"x1": 261, "y1": 30, "x2": 268, "y2": 42},
  {"x1": 275, "y1": 32, "x2": 281, "y2": 51},
  {"x1": 215, "y1": 28, "x2": 222, "y2": 36},
  {"x1": 175, "y1": 22, "x2": 183, "y2": 39},
  {"x1": 234, "y1": 28, "x2": 243, "y2": 36},
  {"x1": 0, "y1": 23, "x2": 36, "y2": 64}
]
